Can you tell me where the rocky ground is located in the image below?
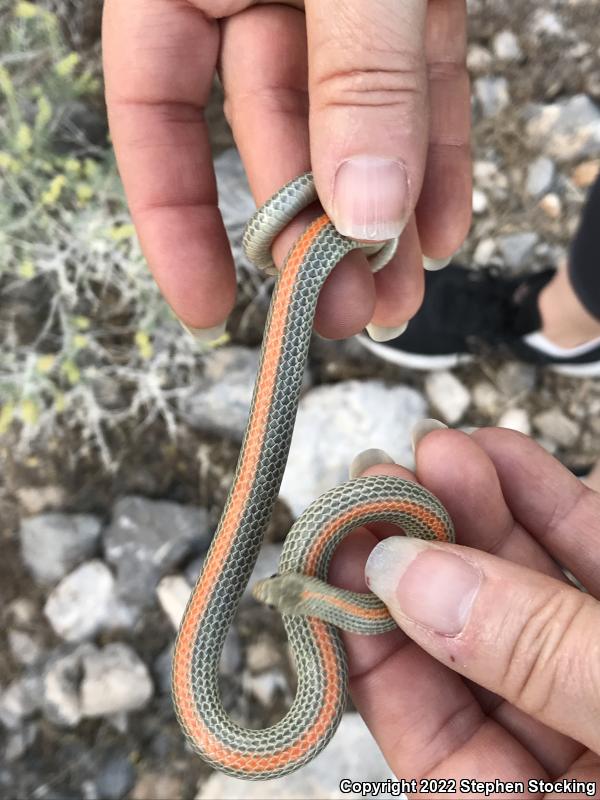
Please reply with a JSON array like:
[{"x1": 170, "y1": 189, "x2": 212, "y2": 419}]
[{"x1": 2, "y1": 1, "x2": 600, "y2": 799}]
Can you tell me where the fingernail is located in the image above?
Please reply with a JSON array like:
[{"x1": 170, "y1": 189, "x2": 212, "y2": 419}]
[
  {"x1": 349, "y1": 448, "x2": 395, "y2": 480},
  {"x1": 423, "y1": 256, "x2": 451, "y2": 272},
  {"x1": 411, "y1": 418, "x2": 448, "y2": 454},
  {"x1": 333, "y1": 156, "x2": 410, "y2": 241},
  {"x1": 365, "y1": 321, "x2": 408, "y2": 342},
  {"x1": 180, "y1": 320, "x2": 227, "y2": 344},
  {"x1": 366, "y1": 538, "x2": 480, "y2": 636}
]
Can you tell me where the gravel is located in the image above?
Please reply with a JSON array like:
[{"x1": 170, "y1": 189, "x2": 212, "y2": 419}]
[
  {"x1": 44, "y1": 560, "x2": 133, "y2": 642},
  {"x1": 279, "y1": 381, "x2": 426, "y2": 517},
  {"x1": 0, "y1": 674, "x2": 43, "y2": 730},
  {"x1": 533, "y1": 408, "x2": 581, "y2": 448},
  {"x1": 179, "y1": 346, "x2": 261, "y2": 442},
  {"x1": 42, "y1": 645, "x2": 94, "y2": 727},
  {"x1": 526, "y1": 156, "x2": 556, "y2": 196},
  {"x1": 497, "y1": 232, "x2": 540, "y2": 270},
  {"x1": 87, "y1": 749, "x2": 136, "y2": 800},
  {"x1": 19, "y1": 512, "x2": 101, "y2": 584},
  {"x1": 7, "y1": 629, "x2": 45, "y2": 667},
  {"x1": 492, "y1": 30, "x2": 523, "y2": 61},
  {"x1": 474, "y1": 75, "x2": 510, "y2": 117},
  {"x1": 156, "y1": 575, "x2": 192, "y2": 629},
  {"x1": 104, "y1": 496, "x2": 211, "y2": 609},
  {"x1": 79, "y1": 643, "x2": 154, "y2": 718},
  {"x1": 425, "y1": 371, "x2": 471, "y2": 425},
  {"x1": 525, "y1": 94, "x2": 600, "y2": 161}
]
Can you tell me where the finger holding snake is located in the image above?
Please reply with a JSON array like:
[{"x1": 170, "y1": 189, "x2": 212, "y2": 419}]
[
  {"x1": 333, "y1": 428, "x2": 600, "y2": 785},
  {"x1": 104, "y1": 0, "x2": 471, "y2": 340}
]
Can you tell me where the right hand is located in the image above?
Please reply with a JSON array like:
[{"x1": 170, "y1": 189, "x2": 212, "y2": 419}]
[{"x1": 331, "y1": 427, "x2": 600, "y2": 793}]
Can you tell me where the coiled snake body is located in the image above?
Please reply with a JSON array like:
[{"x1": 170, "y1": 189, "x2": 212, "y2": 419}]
[{"x1": 172, "y1": 173, "x2": 455, "y2": 780}]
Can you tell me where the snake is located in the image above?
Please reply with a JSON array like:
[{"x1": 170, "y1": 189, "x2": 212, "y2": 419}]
[{"x1": 172, "y1": 172, "x2": 455, "y2": 780}]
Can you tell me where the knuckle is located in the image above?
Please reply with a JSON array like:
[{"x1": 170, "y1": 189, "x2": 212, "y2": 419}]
[
  {"x1": 313, "y1": 52, "x2": 426, "y2": 112},
  {"x1": 502, "y1": 589, "x2": 587, "y2": 717},
  {"x1": 224, "y1": 86, "x2": 308, "y2": 129},
  {"x1": 427, "y1": 59, "x2": 469, "y2": 84}
]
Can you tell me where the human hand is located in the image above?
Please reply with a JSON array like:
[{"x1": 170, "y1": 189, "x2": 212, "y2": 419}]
[
  {"x1": 331, "y1": 427, "x2": 600, "y2": 794},
  {"x1": 102, "y1": 1, "x2": 471, "y2": 341}
]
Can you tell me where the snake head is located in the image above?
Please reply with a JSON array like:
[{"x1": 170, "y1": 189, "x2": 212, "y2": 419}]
[{"x1": 251, "y1": 573, "x2": 306, "y2": 616}]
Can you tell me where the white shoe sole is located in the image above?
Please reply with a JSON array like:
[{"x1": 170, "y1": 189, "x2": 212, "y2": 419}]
[
  {"x1": 356, "y1": 335, "x2": 474, "y2": 371},
  {"x1": 357, "y1": 334, "x2": 600, "y2": 377},
  {"x1": 550, "y1": 361, "x2": 600, "y2": 377}
]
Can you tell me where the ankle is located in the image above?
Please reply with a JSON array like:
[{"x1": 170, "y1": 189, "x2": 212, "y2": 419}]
[{"x1": 538, "y1": 267, "x2": 600, "y2": 349}]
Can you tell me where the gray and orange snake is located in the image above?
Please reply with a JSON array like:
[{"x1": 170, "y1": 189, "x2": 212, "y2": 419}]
[{"x1": 172, "y1": 172, "x2": 455, "y2": 779}]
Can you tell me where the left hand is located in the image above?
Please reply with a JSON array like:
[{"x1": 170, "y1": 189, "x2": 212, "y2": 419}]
[{"x1": 103, "y1": 0, "x2": 471, "y2": 340}]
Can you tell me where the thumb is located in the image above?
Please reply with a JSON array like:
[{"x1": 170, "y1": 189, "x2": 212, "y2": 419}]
[
  {"x1": 365, "y1": 537, "x2": 600, "y2": 753},
  {"x1": 305, "y1": 0, "x2": 428, "y2": 242}
]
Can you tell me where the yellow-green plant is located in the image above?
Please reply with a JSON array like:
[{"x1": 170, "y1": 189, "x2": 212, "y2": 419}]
[{"x1": 0, "y1": 2, "x2": 210, "y2": 468}]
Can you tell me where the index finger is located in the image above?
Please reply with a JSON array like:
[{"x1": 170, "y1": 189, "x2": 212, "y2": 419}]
[
  {"x1": 472, "y1": 428, "x2": 600, "y2": 598},
  {"x1": 102, "y1": 0, "x2": 236, "y2": 330}
]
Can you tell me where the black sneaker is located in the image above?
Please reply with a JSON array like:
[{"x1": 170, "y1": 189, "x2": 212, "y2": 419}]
[{"x1": 357, "y1": 264, "x2": 600, "y2": 377}]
